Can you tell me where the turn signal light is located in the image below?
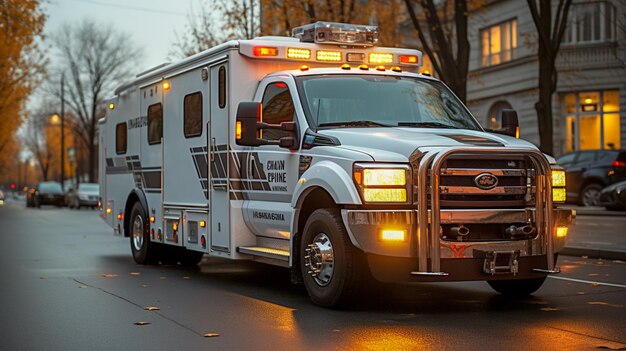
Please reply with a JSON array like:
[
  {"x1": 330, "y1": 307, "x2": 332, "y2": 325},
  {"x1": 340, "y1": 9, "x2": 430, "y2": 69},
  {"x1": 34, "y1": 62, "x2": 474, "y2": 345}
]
[
  {"x1": 235, "y1": 121, "x2": 242, "y2": 140},
  {"x1": 163, "y1": 81, "x2": 171, "y2": 90},
  {"x1": 150, "y1": 216, "x2": 155, "y2": 223},
  {"x1": 381, "y1": 229, "x2": 406, "y2": 242},
  {"x1": 556, "y1": 226, "x2": 568, "y2": 238},
  {"x1": 199, "y1": 220, "x2": 206, "y2": 228},
  {"x1": 253, "y1": 46, "x2": 278, "y2": 57},
  {"x1": 117, "y1": 213, "x2": 123, "y2": 220}
]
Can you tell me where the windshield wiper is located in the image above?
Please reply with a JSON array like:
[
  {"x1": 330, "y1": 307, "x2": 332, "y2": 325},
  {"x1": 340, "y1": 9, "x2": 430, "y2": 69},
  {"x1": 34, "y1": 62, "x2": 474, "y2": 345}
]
[
  {"x1": 397, "y1": 121, "x2": 460, "y2": 129},
  {"x1": 318, "y1": 120, "x2": 393, "y2": 128}
]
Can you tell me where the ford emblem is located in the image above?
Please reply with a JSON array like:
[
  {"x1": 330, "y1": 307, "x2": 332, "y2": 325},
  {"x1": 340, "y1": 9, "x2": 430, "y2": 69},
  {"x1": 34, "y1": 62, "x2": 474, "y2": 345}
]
[{"x1": 474, "y1": 173, "x2": 498, "y2": 190}]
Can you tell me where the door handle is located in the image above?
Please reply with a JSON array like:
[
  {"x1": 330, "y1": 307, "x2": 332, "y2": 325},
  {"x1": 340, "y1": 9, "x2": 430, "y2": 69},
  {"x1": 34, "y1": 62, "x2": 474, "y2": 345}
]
[{"x1": 211, "y1": 137, "x2": 216, "y2": 162}]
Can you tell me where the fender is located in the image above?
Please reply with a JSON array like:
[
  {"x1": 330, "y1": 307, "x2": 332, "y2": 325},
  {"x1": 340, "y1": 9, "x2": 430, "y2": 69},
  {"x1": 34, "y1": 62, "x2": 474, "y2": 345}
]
[
  {"x1": 291, "y1": 160, "x2": 362, "y2": 208},
  {"x1": 123, "y1": 187, "x2": 149, "y2": 237}
]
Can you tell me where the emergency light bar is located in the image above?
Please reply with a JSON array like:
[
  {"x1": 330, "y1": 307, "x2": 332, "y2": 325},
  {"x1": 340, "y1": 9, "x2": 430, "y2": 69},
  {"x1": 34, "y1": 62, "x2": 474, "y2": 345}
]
[{"x1": 292, "y1": 22, "x2": 379, "y2": 47}]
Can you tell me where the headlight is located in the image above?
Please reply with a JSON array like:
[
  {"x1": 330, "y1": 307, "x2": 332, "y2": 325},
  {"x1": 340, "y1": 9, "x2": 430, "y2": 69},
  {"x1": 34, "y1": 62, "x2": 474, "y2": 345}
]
[
  {"x1": 551, "y1": 167, "x2": 566, "y2": 203},
  {"x1": 354, "y1": 164, "x2": 410, "y2": 204}
]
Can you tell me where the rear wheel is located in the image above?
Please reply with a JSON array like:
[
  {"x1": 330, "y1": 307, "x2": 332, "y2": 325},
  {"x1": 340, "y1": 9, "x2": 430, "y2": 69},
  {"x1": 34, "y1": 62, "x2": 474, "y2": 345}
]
[
  {"x1": 487, "y1": 277, "x2": 546, "y2": 297},
  {"x1": 300, "y1": 208, "x2": 364, "y2": 307},
  {"x1": 581, "y1": 183, "x2": 602, "y2": 207},
  {"x1": 129, "y1": 202, "x2": 158, "y2": 264}
]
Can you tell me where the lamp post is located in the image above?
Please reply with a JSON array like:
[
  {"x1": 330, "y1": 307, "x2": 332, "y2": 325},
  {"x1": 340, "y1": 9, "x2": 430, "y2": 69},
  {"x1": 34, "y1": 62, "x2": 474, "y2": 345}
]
[{"x1": 60, "y1": 74, "x2": 65, "y2": 191}]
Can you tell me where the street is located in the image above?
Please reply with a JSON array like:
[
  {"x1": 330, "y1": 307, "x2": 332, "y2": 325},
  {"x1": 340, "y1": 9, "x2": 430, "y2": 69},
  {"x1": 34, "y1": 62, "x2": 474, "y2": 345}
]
[{"x1": 0, "y1": 199, "x2": 625, "y2": 351}]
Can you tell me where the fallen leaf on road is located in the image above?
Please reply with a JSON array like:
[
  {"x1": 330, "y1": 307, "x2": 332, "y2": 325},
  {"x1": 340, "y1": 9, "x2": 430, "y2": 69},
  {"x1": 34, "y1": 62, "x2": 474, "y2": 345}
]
[
  {"x1": 612, "y1": 260, "x2": 625, "y2": 264},
  {"x1": 588, "y1": 301, "x2": 609, "y2": 306},
  {"x1": 540, "y1": 307, "x2": 560, "y2": 311},
  {"x1": 134, "y1": 322, "x2": 150, "y2": 325},
  {"x1": 79, "y1": 285, "x2": 88, "y2": 289},
  {"x1": 183, "y1": 276, "x2": 190, "y2": 280},
  {"x1": 39, "y1": 276, "x2": 47, "y2": 280},
  {"x1": 159, "y1": 277, "x2": 166, "y2": 280},
  {"x1": 588, "y1": 273, "x2": 600, "y2": 277},
  {"x1": 591, "y1": 282, "x2": 600, "y2": 287},
  {"x1": 144, "y1": 307, "x2": 160, "y2": 311},
  {"x1": 577, "y1": 292, "x2": 586, "y2": 295},
  {"x1": 141, "y1": 284, "x2": 150, "y2": 288},
  {"x1": 203, "y1": 333, "x2": 220, "y2": 338},
  {"x1": 130, "y1": 272, "x2": 141, "y2": 276},
  {"x1": 100, "y1": 274, "x2": 117, "y2": 278}
]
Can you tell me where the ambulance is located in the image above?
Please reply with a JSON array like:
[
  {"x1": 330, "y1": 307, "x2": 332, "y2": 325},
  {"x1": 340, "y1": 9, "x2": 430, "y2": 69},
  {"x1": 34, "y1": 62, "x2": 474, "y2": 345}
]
[{"x1": 99, "y1": 22, "x2": 574, "y2": 307}]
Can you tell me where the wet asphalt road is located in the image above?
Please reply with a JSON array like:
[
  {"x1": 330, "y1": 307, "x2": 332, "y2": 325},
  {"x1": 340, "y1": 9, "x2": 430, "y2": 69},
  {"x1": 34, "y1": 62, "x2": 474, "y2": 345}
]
[{"x1": 0, "y1": 200, "x2": 625, "y2": 350}]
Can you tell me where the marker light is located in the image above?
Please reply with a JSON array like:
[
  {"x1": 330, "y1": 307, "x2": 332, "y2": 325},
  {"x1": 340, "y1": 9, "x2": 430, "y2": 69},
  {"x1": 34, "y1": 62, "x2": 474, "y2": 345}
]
[
  {"x1": 150, "y1": 216, "x2": 155, "y2": 223},
  {"x1": 421, "y1": 70, "x2": 431, "y2": 76},
  {"x1": 358, "y1": 64, "x2": 369, "y2": 70},
  {"x1": 376, "y1": 65, "x2": 386, "y2": 71},
  {"x1": 109, "y1": 103, "x2": 115, "y2": 110},
  {"x1": 253, "y1": 46, "x2": 278, "y2": 57},
  {"x1": 363, "y1": 169, "x2": 406, "y2": 186},
  {"x1": 235, "y1": 121, "x2": 242, "y2": 140},
  {"x1": 287, "y1": 48, "x2": 311, "y2": 59},
  {"x1": 381, "y1": 229, "x2": 406, "y2": 242},
  {"x1": 163, "y1": 81, "x2": 171, "y2": 90},
  {"x1": 316, "y1": 50, "x2": 342, "y2": 62},
  {"x1": 173, "y1": 223, "x2": 178, "y2": 231},
  {"x1": 199, "y1": 220, "x2": 206, "y2": 228},
  {"x1": 556, "y1": 226, "x2": 568, "y2": 238},
  {"x1": 553, "y1": 188, "x2": 566, "y2": 203},
  {"x1": 117, "y1": 213, "x2": 123, "y2": 220},
  {"x1": 391, "y1": 66, "x2": 402, "y2": 72},
  {"x1": 364, "y1": 188, "x2": 407, "y2": 202},
  {"x1": 399, "y1": 55, "x2": 419, "y2": 64},
  {"x1": 552, "y1": 170, "x2": 566, "y2": 187},
  {"x1": 106, "y1": 208, "x2": 112, "y2": 214},
  {"x1": 369, "y1": 52, "x2": 393, "y2": 64},
  {"x1": 341, "y1": 64, "x2": 351, "y2": 70},
  {"x1": 299, "y1": 65, "x2": 309, "y2": 71}
]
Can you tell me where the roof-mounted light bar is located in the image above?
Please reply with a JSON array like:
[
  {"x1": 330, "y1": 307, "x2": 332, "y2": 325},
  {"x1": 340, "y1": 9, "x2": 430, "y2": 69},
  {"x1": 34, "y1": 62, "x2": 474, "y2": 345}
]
[{"x1": 292, "y1": 22, "x2": 379, "y2": 47}]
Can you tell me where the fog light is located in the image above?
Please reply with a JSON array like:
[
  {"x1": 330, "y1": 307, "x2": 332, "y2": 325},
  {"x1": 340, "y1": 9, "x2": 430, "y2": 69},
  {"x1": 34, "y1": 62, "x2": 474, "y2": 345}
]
[
  {"x1": 553, "y1": 188, "x2": 566, "y2": 202},
  {"x1": 556, "y1": 226, "x2": 568, "y2": 238},
  {"x1": 381, "y1": 229, "x2": 406, "y2": 242}
]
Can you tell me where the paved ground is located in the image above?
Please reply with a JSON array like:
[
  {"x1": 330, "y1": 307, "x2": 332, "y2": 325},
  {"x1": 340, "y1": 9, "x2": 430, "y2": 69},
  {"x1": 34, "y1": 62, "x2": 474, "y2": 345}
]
[{"x1": 0, "y1": 200, "x2": 625, "y2": 350}]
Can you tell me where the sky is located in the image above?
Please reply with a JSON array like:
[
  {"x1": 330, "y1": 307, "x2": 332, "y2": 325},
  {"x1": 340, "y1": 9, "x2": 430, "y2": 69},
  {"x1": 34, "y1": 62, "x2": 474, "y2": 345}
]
[{"x1": 44, "y1": 0, "x2": 202, "y2": 72}]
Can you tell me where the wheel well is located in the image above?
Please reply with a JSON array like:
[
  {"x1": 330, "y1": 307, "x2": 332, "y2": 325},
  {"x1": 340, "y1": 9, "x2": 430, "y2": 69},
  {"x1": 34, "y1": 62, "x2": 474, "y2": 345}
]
[
  {"x1": 291, "y1": 187, "x2": 337, "y2": 284},
  {"x1": 580, "y1": 178, "x2": 605, "y2": 193},
  {"x1": 123, "y1": 193, "x2": 140, "y2": 237}
]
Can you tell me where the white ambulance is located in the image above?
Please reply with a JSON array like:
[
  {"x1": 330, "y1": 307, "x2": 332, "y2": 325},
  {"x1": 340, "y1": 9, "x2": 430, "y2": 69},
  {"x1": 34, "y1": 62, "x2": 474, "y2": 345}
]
[{"x1": 99, "y1": 22, "x2": 574, "y2": 307}]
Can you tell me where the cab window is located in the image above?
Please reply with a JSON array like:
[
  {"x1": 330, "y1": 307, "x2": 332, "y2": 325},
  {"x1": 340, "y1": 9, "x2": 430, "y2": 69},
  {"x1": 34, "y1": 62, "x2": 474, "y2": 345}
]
[{"x1": 261, "y1": 82, "x2": 295, "y2": 140}]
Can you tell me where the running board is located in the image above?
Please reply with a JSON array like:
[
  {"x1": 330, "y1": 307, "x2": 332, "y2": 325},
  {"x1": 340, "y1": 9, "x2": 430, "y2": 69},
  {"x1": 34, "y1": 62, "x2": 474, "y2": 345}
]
[{"x1": 238, "y1": 246, "x2": 290, "y2": 262}]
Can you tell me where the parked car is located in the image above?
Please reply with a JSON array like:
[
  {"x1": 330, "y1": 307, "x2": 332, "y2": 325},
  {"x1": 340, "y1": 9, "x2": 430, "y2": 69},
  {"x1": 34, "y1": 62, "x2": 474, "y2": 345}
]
[
  {"x1": 599, "y1": 181, "x2": 626, "y2": 211},
  {"x1": 66, "y1": 183, "x2": 99, "y2": 209},
  {"x1": 31, "y1": 181, "x2": 65, "y2": 208},
  {"x1": 0, "y1": 190, "x2": 5, "y2": 206},
  {"x1": 556, "y1": 150, "x2": 626, "y2": 206}
]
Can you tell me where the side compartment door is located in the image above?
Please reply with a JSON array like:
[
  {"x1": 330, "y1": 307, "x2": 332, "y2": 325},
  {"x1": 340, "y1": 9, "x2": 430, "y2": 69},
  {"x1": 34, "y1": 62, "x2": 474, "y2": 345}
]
[{"x1": 209, "y1": 63, "x2": 230, "y2": 252}]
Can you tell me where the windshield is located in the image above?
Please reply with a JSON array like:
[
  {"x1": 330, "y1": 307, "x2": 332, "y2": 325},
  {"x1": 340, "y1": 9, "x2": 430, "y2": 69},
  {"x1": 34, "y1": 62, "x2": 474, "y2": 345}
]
[
  {"x1": 39, "y1": 182, "x2": 62, "y2": 193},
  {"x1": 296, "y1": 75, "x2": 482, "y2": 131},
  {"x1": 79, "y1": 184, "x2": 99, "y2": 192}
]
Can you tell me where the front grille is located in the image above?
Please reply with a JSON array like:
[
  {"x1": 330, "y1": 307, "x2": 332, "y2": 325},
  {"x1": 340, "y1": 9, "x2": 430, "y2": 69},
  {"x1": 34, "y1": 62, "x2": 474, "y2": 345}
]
[{"x1": 431, "y1": 155, "x2": 534, "y2": 208}]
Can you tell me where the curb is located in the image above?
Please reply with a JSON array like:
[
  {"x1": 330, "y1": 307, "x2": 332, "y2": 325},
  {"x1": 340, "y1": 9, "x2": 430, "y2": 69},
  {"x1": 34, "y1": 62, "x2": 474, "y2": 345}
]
[{"x1": 561, "y1": 246, "x2": 626, "y2": 261}]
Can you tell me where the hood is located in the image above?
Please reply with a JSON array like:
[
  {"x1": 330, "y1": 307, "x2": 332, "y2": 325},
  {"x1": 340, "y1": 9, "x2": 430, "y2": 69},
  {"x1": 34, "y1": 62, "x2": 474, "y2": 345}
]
[{"x1": 319, "y1": 127, "x2": 538, "y2": 162}]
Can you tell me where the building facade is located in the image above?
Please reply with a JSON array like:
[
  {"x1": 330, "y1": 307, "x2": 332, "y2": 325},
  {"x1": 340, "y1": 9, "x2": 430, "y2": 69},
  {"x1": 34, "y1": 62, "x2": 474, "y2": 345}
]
[{"x1": 465, "y1": 0, "x2": 625, "y2": 156}]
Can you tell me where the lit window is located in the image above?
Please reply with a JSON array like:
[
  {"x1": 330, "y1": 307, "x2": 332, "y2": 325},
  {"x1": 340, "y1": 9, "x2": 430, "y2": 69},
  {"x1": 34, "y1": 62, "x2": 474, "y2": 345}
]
[
  {"x1": 564, "y1": 2, "x2": 616, "y2": 44},
  {"x1": 481, "y1": 19, "x2": 517, "y2": 67}
]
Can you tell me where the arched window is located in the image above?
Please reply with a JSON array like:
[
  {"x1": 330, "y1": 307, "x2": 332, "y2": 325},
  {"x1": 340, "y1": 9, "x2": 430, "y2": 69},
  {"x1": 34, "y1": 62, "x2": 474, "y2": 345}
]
[{"x1": 488, "y1": 100, "x2": 513, "y2": 129}]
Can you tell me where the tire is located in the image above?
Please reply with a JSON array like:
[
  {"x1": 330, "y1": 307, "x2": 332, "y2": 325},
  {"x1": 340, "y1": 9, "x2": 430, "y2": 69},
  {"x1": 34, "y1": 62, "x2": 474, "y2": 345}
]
[
  {"x1": 300, "y1": 208, "x2": 364, "y2": 308},
  {"x1": 487, "y1": 277, "x2": 546, "y2": 297},
  {"x1": 129, "y1": 202, "x2": 158, "y2": 264},
  {"x1": 580, "y1": 183, "x2": 602, "y2": 207}
]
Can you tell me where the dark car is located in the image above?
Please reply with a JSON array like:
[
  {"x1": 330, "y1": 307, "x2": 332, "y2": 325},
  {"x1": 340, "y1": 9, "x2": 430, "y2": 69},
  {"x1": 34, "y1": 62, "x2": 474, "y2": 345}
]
[
  {"x1": 599, "y1": 181, "x2": 626, "y2": 211},
  {"x1": 557, "y1": 150, "x2": 626, "y2": 206},
  {"x1": 31, "y1": 181, "x2": 65, "y2": 208},
  {"x1": 66, "y1": 183, "x2": 99, "y2": 209}
]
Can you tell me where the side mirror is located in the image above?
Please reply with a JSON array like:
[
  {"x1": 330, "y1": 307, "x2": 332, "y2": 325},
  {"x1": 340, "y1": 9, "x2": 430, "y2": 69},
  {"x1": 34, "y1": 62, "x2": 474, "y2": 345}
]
[
  {"x1": 489, "y1": 109, "x2": 519, "y2": 138},
  {"x1": 235, "y1": 102, "x2": 299, "y2": 150}
]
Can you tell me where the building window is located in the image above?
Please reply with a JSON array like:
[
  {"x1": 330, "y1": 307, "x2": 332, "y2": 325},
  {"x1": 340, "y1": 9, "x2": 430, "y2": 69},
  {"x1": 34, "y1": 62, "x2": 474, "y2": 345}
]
[
  {"x1": 184, "y1": 92, "x2": 202, "y2": 138},
  {"x1": 261, "y1": 82, "x2": 295, "y2": 140},
  {"x1": 481, "y1": 19, "x2": 517, "y2": 67},
  {"x1": 563, "y1": 90, "x2": 620, "y2": 153},
  {"x1": 564, "y1": 2, "x2": 616, "y2": 44},
  {"x1": 147, "y1": 103, "x2": 163, "y2": 145},
  {"x1": 115, "y1": 122, "x2": 127, "y2": 154}
]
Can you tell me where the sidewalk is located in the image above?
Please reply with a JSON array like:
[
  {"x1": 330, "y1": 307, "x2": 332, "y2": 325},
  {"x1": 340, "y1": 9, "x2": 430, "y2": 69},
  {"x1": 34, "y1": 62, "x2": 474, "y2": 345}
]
[{"x1": 561, "y1": 205, "x2": 626, "y2": 260}]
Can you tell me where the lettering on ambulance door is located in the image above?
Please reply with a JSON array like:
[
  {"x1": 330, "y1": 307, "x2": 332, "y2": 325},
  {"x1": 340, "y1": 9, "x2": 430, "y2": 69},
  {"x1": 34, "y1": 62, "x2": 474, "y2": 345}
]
[{"x1": 209, "y1": 63, "x2": 230, "y2": 252}]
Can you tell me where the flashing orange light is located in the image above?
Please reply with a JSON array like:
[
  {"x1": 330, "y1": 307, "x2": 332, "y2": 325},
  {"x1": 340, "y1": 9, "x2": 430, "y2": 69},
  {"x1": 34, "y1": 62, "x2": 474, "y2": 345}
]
[
  {"x1": 253, "y1": 46, "x2": 278, "y2": 57},
  {"x1": 390, "y1": 66, "x2": 402, "y2": 72},
  {"x1": 381, "y1": 229, "x2": 406, "y2": 242},
  {"x1": 341, "y1": 64, "x2": 351, "y2": 70},
  {"x1": 150, "y1": 216, "x2": 155, "y2": 223},
  {"x1": 299, "y1": 65, "x2": 309, "y2": 71},
  {"x1": 235, "y1": 121, "x2": 242, "y2": 140},
  {"x1": 287, "y1": 47, "x2": 311, "y2": 60},
  {"x1": 199, "y1": 220, "x2": 206, "y2": 228},
  {"x1": 358, "y1": 64, "x2": 369, "y2": 70},
  {"x1": 556, "y1": 226, "x2": 568, "y2": 238},
  {"x1": 316, "y1": 50, "x2": 342, "y2": 62},
  {"x1": 163, "y1": 81, "x2": 171, "y2": 90},
  {"x1": 399, "y1": 55, "x2": 419, "y2": 64}
]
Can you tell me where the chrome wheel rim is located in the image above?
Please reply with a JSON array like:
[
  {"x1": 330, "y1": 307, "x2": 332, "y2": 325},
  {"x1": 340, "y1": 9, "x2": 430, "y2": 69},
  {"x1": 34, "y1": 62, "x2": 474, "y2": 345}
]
[
  {"x1": 304, "y1": 233, "x2": 334, "y2": 286},
  {"x1": 132, "y1": 215, "x2": 144, "y2": 251},
  {"x1": 583, "y1": 188, "x2": 601, "y2": 206}
]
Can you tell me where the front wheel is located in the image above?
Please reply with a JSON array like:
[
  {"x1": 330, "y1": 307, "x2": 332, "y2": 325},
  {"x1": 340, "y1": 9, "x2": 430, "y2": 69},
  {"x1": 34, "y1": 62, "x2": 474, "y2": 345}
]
[
  {"x1": 581, "y1": 183, "x2": 602, "y2": 207},
  {"x1": 300, "y1": 208, "x2": 364, "y2": 308},
  {"x1": 129, "y1": 202, "x2": 158, "y2": 264},
  {"x1": 487, "y1": 277, "x2": 546, "y2": 297}
]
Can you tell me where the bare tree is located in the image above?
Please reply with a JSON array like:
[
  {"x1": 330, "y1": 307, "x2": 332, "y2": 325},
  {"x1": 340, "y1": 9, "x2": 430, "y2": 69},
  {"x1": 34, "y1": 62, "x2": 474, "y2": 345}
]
[
  {"x1": 51, "y1": 19, "x2": 142, "y2": 182},
  {"x1": 527, "y1": 0, "x2": 572, "y2": 155},
  {"x1": 22, "y1": 109, "x2": 53, "y2": 181},
  {"x1": 403, "y1": 0, "x2": 471, "y2": 102}
]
